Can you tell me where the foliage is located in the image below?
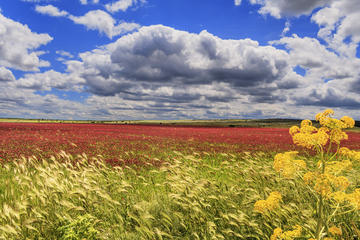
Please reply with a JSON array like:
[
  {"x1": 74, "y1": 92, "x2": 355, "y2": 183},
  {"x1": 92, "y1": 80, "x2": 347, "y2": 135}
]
[
  {"x1": 0, "y1": 111, "x2": 359, "y2": 239},
  {"x1": 255, "y1": 109, "x2": 360, "y2": 240}
]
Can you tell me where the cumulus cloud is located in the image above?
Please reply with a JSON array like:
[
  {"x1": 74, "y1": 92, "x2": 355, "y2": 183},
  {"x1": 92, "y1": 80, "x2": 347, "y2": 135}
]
[
  {"x1": 64, "y1": 24, "x2": 299, "y2": 110},
  {"x1": 69, "y1": 10, "x2": 140, "y2": 38},
  {"x1": 56, "y1": 50, "x2": 74, "y2": 59},
  {"x1": 234, "y1": 0, "x2": 242, "y2": 6},
  {"x1": 0, "y1": 67, "x2": 15, "y2": 82},
  {"x1": 271, "y1": 32, "x2": 360, "y2": 111},
  {"x1": 311, "y1": 0, "x2": 360, "y2": 57},
  {"x1": 80, "y1": 0, "x2": 99, "y2": 4},
  {"x1": 0, "y1": 13, "x2": 52, "y2": 71},
  {"x1": 281, "y1": 20, "x2": 290, "y2": 36},
  {"x1": 105, "y1": 0, "x2": 146, "y2": 13},
  {"x1": 5, "y1": 24, "x2": 305, "y2": 120},
  {"x1": 35, "y1": 5, "x2": 69, "y2": 17},
  {"x1": 249, "y1": 0, "x2": 330, "y2": 18},
  {"x1": 15, "y1": 70, "x2": 85, "y2": 91}
]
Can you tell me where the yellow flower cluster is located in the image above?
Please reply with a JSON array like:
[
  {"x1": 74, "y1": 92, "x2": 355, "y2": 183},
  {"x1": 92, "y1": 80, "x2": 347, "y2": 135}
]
[
  {"x1": 339, "y1": 147, "x2": 360, "y2": 161},
  {"x1": 254, "y1": 191, "x2": 282, "y2": 214},
  {"x1": 315, "y1": 109, "x2": 355, "y2": 129},
  {"x1": 289, "y1": 109, "x2": 355, "y2": 149},
  {"x1": 332, "y1": 188, "x2": 360, "y2": 210},
  {"x1": 270, "y1": 225, "x2": 302, "y2": 240},
  {"x1": 328, "y1": 226, "x2": 342, "y2": 236},
  {"x1": 304, "y1": 173, "x2": 350, "y2": 197},
  {"x1": 273, "y1": 151, "x2": 306, "y2": 178},
  {"x1": 289, "y1": 121, "x2": 329, "y2": 149},
  {"x1": 325, "y1": 160, "x2": 352, "y2": 175}
]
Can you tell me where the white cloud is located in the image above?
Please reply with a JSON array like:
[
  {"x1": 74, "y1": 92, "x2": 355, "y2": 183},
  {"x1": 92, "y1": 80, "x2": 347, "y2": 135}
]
[
  {"x1": 105, "y1": 0, "x2": 146, "y2": 13},
  {"x1": 35, "y1": 4, "x2": 69, "y2": 17},
  {"x1": 15, "y1": 70, "x2": 85, "y2": 91},
  {"x1": 69, "y1": 10, "x2": 139, "y2": 38},
  {"x1": 234, "y1": 0, "x2": 241, "y2": 6},
  {"x1": 69, "y1": 25, "x2": 295, "y2": 100},
  {"x1": 249, "y1": 0, "x2": 330, "y2": 18},
  {"x1": 0, "y1": 13, "x2": 52, "y2": 71},
  {"x1": 281, "y1": 20, "x2": 290, "y2": 36},
  {"x1": 272, "y1": 33, "x2": 360, "y2": 110},
  {"x1": 312, "y1": 0, "x2": 360, "y2": 57},
  {"x1": 80, "y1": 0, "x2": 99, "y2": 4},
  {"x1": 56, "y1": 50, "x2": 74, "y2": 58},
  {"x1": 0, "y1": 67, "x2": 15, "y2": 82}
]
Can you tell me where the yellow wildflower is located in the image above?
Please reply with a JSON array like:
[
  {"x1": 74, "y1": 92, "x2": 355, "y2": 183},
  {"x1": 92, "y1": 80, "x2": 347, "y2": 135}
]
[
  {"x1": 329, "y1": 226, "x2": 342, "y2": 236},
  {"x1": 273, "y1": 152, "x2": 305, "y2": 178},
  {"x1": 270, "y1": 225, "x2": 302, "y2": 240},
  {"x1": 316, "y1": 109, "x2": 334, "y2": 127},
  {"x1": 303, "y1": 171, "x2": 315, "y2": 185},
  {"x1": 329, "y1": 128, "x2": 348, "y2": 144},
  {"x1": 331, "y1": 191, "x2": 347, "y2": 203},
  {"x1": 289, "y1": 126, "x2": 300, "y2": 136},
  {"x1": 270, "y1": 228, "x2": 282, "y2": 240},
  {"x1": 325, "y1": 160, "x2": 352, "y2": 175},
  {"x1": 301, "y1": 119, "x2": 312, "y2": 128},
  {"x1": 324, "y1": 109, "x2": 335, "y2": 116},
  {"x1": 314, "y1": 174, "x2": 332, "y2": 197},
  {"x1": 346, "y1": 188, "x2": 360, "y2": 210},
  {"x1": 341, "y1": 116, "x2": 355, "y2": 128},
  {"x1": 300, "y1": 124, "x2": 317, "y2": 134},
  {"x1": 333, "y1": 176, "x2": 350, "y2": 191},
  {"x1": 282, "y1": 225, "x2": 302, "y2": 238},
  {"x1": 338, "y1": 147, "x2": 351, "y2": 156},
  {"x1": 253, "y1": 200, "x2": 268, "y2": 214},
  {"x1": 254, "y1": 191, "x2": 282, "y2": 214},
  {"x1": 312, "y1": 129, "x2": 329, "y2": 146},
  {"x1": 339, "y1": 148, "x2": 360, "y2": 161},
  {"x1": 293, "y1": 159, "x2": 306, "y2": 169}
]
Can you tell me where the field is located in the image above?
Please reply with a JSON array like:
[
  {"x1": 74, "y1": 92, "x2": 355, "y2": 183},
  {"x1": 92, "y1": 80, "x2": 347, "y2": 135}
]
[{"x1": 1, "y1": 120, "x2": 360, "y2": 239}]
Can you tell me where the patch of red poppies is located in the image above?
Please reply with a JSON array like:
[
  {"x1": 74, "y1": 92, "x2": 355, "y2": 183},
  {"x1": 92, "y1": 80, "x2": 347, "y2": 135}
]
[{"x1": 0, "y1": 122, "x2": 359, "y2": 165}]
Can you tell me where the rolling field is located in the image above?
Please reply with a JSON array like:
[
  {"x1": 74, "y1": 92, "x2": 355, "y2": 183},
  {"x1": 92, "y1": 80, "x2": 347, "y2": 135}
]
[
  {"x1": 1, "y1": 122, "x2": 360, "y2": 163},
  {"x1": 0, "y1": 116, "x2": 360, "y2": 239}
]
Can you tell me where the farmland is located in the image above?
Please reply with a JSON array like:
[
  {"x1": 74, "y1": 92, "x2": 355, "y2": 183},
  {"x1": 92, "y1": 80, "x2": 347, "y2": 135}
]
[
  {"x1": 1, "y1": 122, "x2": 360, "y2": 164},
  {"x1": 0, "y1": 115, "x2": 360, "y2": 239}
]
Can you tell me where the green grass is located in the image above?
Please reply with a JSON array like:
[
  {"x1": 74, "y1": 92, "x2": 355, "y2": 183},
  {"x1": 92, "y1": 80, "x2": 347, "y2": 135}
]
[{"x1": 0, "y1": 151, "x2": 359, "y2": 239}]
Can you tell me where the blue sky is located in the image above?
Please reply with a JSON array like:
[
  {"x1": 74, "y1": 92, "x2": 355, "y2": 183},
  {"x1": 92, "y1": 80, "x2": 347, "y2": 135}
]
[{"x1": 1, "y1": 0, "x2": 360, "y2": 120}]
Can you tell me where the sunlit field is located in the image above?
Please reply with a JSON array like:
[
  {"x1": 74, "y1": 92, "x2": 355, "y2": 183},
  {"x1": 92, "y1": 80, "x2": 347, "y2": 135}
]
[{"x1": 1, "y1": 110, "x2": 360, "y2": 239}]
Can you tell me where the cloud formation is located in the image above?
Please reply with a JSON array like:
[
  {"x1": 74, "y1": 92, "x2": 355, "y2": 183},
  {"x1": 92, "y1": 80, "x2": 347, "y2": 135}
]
[
  {"x1": 249, "y1": 0, "x2": 330, "y2": 18},
  {"x1": 0, "y1": 67, "x2": 15, "y2": 82},
  {"x1": 105, "y1": 0, "x2": 146, "y2": 13},
  {"x1": 69, "y1": 10, "x2": 140, "y2": 38},
  {"x1": 234, "y1": 0, "x2": 242, "y2": 6},
  {"x1": 73, "y1": 25, "x2": 295, "y2": 97},
  {"x1": 80, "y1": 0, "x2": 99, "y2": 4},
  {"x1": 3, "y1": 0, "x2": 360, "y2": 120},
  {"x1": 312, "y1": 0, "x2": 360, "y2": 57},
  {"x1": 35, "y1": 5, "x2": 69, "y2": 17},
  {"x1": 34, "y1": 6, "x2": 140, "y2": 39},
  {"x1": 0, "y1": 13, "x2": 52, "y2": 71}
]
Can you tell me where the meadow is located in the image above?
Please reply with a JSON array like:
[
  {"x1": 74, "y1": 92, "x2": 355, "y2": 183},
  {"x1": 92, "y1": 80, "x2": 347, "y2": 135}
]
[{"x1": 0, "y1": 111, "x2": 360, "y2": 239}]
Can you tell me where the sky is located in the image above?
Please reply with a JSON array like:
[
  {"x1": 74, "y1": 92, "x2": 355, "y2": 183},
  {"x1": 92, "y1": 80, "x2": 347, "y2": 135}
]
[{"x1": 1, "y1": 0, "x2": 360, "y2": 120}]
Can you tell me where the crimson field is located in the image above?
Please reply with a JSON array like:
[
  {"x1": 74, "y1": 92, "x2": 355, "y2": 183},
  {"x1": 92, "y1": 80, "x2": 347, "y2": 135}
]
[{"x1": 1, "y1": 122, "x2": 360, "y2": 164}]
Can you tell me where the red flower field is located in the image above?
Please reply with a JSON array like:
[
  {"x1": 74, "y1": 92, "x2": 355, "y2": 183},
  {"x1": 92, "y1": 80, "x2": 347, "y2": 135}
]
[{"x1": 1, "y1": 122, "x2": 360, "y2": 165}]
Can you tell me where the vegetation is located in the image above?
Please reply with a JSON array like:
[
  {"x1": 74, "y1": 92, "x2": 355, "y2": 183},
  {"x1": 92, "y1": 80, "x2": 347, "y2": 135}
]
[{"x1": 0, "y1": 110, "x2": 359, "y2": 239}]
